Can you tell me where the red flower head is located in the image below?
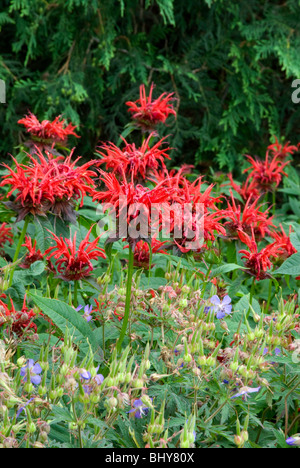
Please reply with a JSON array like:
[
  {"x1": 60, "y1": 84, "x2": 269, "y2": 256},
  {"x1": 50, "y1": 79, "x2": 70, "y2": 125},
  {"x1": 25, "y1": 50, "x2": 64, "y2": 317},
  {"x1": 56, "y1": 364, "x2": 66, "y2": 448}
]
[
  {"x1": 18, "y1": 112, "x2": 79, "y2": 150},
  {"x1": 270, "y1": 224, "x2": 297, "y2": 260},
  {"x1": 1, "y1": 149, "x2": 97, "y2": 223},
  {"x1": 45, "y1": 227, "x2": 106, "y2": 281},
  {"x1": 238, "y1": 230, "x2": 285, "y2": 281},
  {"x1": 244, "y1": 153, "x2": 290, "y2": 192},
  {"x1": 157, "y1": 171, "x2": 223, "y2": 252},
  {"x1": 267, "y1": 137, "x2": 298, "y2": 161},
  {"x1": 0, "y1": 295, "x2": 38, "y2": 335},
  {"x1": 97, "y1": 133, "x2": 171, "y2": 180},
  {"x1": 222, "y1": 191, "x2": 274, "y2": 240},
  {"x1": 124, "y1": 238, "x2": 168, "y2": 269},
  {"x1": 226, "y1": 173, "x2": 260, "y2": 202},
  {"x1": 93, "y1": 170, "x2": 173, "y2": 247},
  {"x1": 20, "y1": 236, "x2": 45, "y2": 269},
  {"x1": 126, "y1": 83, "x2": 176, "y2": 132},
  {"x1": 0, "y1": 222, "x2": 13, "y2": 256}
]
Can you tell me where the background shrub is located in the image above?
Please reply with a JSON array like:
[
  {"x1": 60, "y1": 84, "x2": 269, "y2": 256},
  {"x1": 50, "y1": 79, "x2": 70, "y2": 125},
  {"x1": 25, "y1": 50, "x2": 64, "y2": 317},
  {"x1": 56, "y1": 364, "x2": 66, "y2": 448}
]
[{"x1": 0, "y1": 0, "x2": 300, "y2": 170}]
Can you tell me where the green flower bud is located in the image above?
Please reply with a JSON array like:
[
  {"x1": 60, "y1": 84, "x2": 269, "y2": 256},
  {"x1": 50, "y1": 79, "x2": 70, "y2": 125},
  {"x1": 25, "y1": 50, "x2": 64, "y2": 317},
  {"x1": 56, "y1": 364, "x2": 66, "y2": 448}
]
[
  {"x1": 107, "y1": 397, "x2": 118, "y2": 409},
  {"x1": 179, "y1": 298, "x2": 188, "y2": 308},
  {"x1": 69, "y1": 422, "x2": 78, "y2": 431},
  {"x1": 24, "y1": 382, "x2": 34, "y2": 394},
  {"x1": 49, "y1": 390, "x2": 57, "y2": 400},
  {"x1": 234, "y1": 435, "x2": 243, "y2": 447},
  {"x1": 181, "y1": 440, "x2": 190, "y2": 448},
  {"x1": 132, "y1": 379, "x2": 144, "y2": 388},
  {"x1": 27, "y1": 422, "x2": 36, "y2": 434},
  {"x1": 90, "y1": 393, "x2": 100, "y2": 404},
  {"x1": 198, "y1": 355, "x2": 207, "y2": 366},
  {"x1": 241, "y1": 430, "x2": 249, "y2": 443},
  {"x1": 17, "y1": 357, "x2": 27, "y2": 368},
  {"x1": 206, "y1": 356, "x2": 216, "y2": 367},
  {"x1": 183, "y1": 353, "x2": 192, "y2": 363}
]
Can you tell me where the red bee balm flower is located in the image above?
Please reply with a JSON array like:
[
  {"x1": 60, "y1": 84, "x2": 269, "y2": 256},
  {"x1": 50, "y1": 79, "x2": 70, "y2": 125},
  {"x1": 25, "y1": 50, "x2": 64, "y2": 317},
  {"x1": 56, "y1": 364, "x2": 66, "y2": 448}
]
[
  {"x1": 45, "y1": 228, "x2": 106, "y2": 281},
  {"x1": 270, "y1": 225, "x2": 297, "y2": 260},
  {"x1": 238, "y1": 230, "x2": 285, "y2": 281},
  {"x1": 126, "y1": 83, "x2": 176, "y2": 131},
  {"x1": 124, "y1": 238, "x2": 168, "y2": 269},
  {"x1": 226, "y1": 173, "x2": 260, "y2": 202},
  {"x1": 0, "y1": 222, "x2": 13, "y2": 256},
  {"x1": 93, "y1": 170, "x2": 173, "y2": 247},
  {"x1": 1, "y1": 150, "x2": 97, "y2": 223},
  {"x1": 18, "y1": 112, "x2": 79, "y2": 145},
  {"x1": 244, "y1": 153, "x2": 290, "y2": 192},
  {"x1": 20, "y1": 236, "x2": 45, "y2": 269},
  {"x1": 0, "y1": 295, "x2": 38, "y2": 335},
  {"x1": 222, "y1": 191, "x2": 274, "y2": 239},
  {"x1": 97, "y1": 133, "x2": 171, "y2": 180},
  {"x1": 153, "y1": 170, "x2": 224, "y2": 252},
  {"x1": 267, "y1": 137, "x2": 298, "y2": 161}
]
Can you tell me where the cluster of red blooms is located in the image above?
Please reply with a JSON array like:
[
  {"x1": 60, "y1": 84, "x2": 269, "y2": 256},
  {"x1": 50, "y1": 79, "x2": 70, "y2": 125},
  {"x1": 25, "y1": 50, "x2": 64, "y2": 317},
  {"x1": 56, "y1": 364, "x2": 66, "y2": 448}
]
[
  {"x1": 13, "y1": 229, "x2": 106, "y2": 282},
  {"x1": 1, "y1": 148, "x2": 97, "y2": 223},
  {"x1": 148, "y1": 166, "x2": 225, "y2": 253},
  {"x1": 0, "y1": 295, "x2": 38, "y2": 336},
  {"x1": 228, "y1": 138, "x2": 299, "y2": 201},
  {"x1": 0, "y1": 86, "x2": 298, "y2": 284},
  {"x1": 219, "y1": 137, "x2": 300, "y2": 281},
  {"x1": 93, "y1": 88, "x2": 300, "y2": 276},
  {"x1": 18, "y1": 112, "x2": 79, "y2": 151},
  {"x1": 244, "y1": 152, "x2": 290, "y2": 193}
]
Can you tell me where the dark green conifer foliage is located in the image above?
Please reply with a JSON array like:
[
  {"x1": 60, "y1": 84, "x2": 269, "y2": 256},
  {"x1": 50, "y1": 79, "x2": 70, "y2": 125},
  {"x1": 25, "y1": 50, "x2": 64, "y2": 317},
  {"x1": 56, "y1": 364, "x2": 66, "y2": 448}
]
[{"x1": 0, "y1": 0, "x2": 300, "y2": 170}]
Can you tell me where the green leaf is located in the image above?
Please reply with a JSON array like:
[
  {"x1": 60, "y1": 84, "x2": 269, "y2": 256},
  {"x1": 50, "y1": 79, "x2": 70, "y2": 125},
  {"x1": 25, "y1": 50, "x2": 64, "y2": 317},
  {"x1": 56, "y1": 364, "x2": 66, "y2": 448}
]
[
  {"x1": 28, "y1": 261, "x2": 45, "y2": 276},
  {"x1": 51, "y1": 406, "x2": 74, "y2": 424},
  {"x1": 28, "y1": 293, "x2": 98, "y2": 353},
  {"x1": 211, "y1": 263, "x2": 242, "y2": 276},
  {"x1": 139, "y1": 276, "x2": 167, "y2": 290},
  {"x1": 274, "y1": 253, "x2": 300, "y2": 276}
]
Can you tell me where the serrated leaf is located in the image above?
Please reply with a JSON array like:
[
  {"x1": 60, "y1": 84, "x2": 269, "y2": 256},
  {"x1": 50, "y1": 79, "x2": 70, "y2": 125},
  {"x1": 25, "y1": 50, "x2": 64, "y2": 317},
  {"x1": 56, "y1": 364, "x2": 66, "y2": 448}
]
[
  {"x1": 28, "y1": 293, "x2": 98, "y2": 353},
  {"x1": 274, "y1": 253, "x2": 300, "y2": 276}
]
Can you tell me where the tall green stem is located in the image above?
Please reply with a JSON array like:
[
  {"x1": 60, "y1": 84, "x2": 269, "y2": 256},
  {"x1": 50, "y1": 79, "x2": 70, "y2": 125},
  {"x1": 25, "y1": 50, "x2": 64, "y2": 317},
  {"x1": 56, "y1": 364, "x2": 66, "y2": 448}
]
[
  {"x1": 265, "y1": 278, "x2": 273, "y2": 314},
  {"x1": 74, "y1": 280, "x2": 79, "y2": 308},
  {"x1": 8, "y1": 217, "x2": 30, "y2": 287},
  {"x1": 247, "y1": 278, "x2": 256, "y2": 318},
  {"x1": 117, "y1": 246, "x2": 134, "y2": 352}
]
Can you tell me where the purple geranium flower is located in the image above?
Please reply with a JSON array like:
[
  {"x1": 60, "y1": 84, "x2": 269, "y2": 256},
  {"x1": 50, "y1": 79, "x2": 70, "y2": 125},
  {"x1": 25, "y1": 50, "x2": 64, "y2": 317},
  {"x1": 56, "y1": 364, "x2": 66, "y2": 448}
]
[
  {"x1": 286, "y1": 435, "x2": 300, "y2": 446},
  {"x1": 79, "y1": 368, "x2": 104, "y2": 394},
  {"x1": 80, "y1": 369, "x2": 92, "y2": 380},
  {"x1": 210, "y1": 295, "x2": 232, "y2": 319},
  {"x1": 76, "y1": 304, "x2": 93, "y2": 322},
  {"x1": 20, "y1": 359, "x2": 42, "y2": 385},
  {"x1": 262, "y1": 347, "x2": 281, "y2": 356},
  {"x1": 127, "y1": 399, "x2": 152, "y2": 419},
  {"x1": 231, "y1": 385, "x2": 261, "y2": 400}
]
